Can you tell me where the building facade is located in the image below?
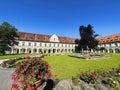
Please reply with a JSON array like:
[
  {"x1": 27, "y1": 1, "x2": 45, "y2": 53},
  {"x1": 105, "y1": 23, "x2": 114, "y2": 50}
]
[
  {"x1": 8, "y1": 32, "x2": 77, "y2": 54},
  {"x1": 97, "y1": 33, "x2": 120, "y2": 53},
  {"x1": 6, "y1": 32, "x2": 120, "y2": 54}
]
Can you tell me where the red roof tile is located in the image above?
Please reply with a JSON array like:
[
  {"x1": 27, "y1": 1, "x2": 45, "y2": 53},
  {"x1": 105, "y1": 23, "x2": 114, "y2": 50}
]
[
  {"x1": 97, "y1": 33, "x2": 120, "y2": 44},
  {"x1": 16, "y1": 32, "x2": 76, "y2": 44}
]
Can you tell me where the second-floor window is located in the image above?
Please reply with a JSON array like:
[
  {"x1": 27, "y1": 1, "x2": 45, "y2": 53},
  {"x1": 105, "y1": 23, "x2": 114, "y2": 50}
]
[
  {"x1": 22, "y1": 42, "x2": 25, "y2": 46},
  {"x1": 45, "y1": 43, "x2": 47, "y2": 47},
  {"x1": 49, "y1": 43, "x2": 51, "y2": 47},
  {"x1": 34, "y1": 42, "x2": 36, "y2": 46},
  {"x1": 115, "y1": 42, "x2": 118, "y2": 47},
  {"x1": 40, "y1": 43, "x2": 42, "y2": 46},
  {"x1": 29, "y1": 42, "x2": 31, "y2": 46}
]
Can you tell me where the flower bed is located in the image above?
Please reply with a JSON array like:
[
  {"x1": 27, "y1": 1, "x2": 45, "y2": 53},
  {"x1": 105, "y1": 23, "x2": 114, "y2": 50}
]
[
  {"x1": 78, "y1": 67, "x2": 120, "y2": 89},
  {"x1": 11, "y1": 57, "x2": 52, "y2": 90}
]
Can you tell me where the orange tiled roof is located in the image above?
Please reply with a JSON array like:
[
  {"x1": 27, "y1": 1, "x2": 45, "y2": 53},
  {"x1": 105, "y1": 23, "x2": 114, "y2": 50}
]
[
  {"x1": 97, "y1": 33, "x2": 120, "y2": 44},
  {"x1": 16, "y1": 32, "x2": 76, "y2": 44},
  {"x1": 58, "y1": 36, "x2": 76, "y2": 44}
]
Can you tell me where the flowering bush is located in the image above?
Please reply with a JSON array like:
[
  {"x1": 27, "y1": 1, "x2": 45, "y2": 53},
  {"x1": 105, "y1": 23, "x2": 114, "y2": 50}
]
[
  {"x1": 80, "y1": 71, "x2": 96, "y2": 84},
  {"x1": 11, "y1": 57, "x2": 52, "y2": 90},
  {"x1": 25, "y1": 56, "x2": 31, "y2": 59}
]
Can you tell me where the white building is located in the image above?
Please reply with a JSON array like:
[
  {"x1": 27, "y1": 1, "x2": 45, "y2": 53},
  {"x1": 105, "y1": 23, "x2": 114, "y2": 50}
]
[
  {"x1": 8, "y1": 32, "x2": 77, "y2": 54},
  {"x1": 97, "y1": 33, "x2": 120, "y2": 53},
  {"x1": 6, "y1": 32, "x2": 120, "y2": 54}
]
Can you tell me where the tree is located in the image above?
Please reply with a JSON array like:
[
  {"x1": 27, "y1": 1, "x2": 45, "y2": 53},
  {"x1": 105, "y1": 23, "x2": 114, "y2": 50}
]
[
  {"x1": 0, "y1": 22, "x2": 18, "y2": 55},
  {"x1": 75, "y1": 39, "x2": 80, "y2": 52},
  {"x1": 78, "y1": 24, "x2": 99, "y2": 51}
]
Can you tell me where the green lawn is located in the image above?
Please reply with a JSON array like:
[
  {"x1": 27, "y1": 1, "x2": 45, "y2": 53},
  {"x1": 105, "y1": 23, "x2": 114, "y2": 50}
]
[
  {"x1": 43, "y1": 53, "x2": 120, "y2": 80},
  {"x1": 0, "y1": 54, "x2": 41, "y2": 59}
]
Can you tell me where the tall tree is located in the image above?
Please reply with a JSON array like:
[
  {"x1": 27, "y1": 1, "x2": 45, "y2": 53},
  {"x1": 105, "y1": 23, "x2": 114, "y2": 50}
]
[
  {"x1": 0, "y1": 22, "x2": 18, "y2": 55},
  {"x1": 78, "y1": 24, "x2": 99, "y2": 51}
]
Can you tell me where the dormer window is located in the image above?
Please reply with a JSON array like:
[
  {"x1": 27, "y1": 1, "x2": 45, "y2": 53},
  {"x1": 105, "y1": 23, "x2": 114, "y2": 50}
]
[{"x1": 49, "y1": 34, "x2": 59, "y2": 42}]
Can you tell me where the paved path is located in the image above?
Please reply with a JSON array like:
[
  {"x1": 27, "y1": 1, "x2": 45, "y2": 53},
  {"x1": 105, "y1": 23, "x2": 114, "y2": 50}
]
[{"x1": 0, "y1": 68, "x2": 14, "y2": 90}]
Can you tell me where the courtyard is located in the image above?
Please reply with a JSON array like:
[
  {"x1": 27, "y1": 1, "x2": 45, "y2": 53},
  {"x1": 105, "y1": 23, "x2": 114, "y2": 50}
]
[{"x1": 0, "y1": 53, "x2": 120, "y2": 80}]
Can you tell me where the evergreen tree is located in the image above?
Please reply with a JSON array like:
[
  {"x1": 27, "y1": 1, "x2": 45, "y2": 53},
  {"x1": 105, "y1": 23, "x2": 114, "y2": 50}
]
[
  {"x1": 78, "y1": 24, "x2": 99, "y2": 51},
  {"x1": 0, "y1": 22, "x2": 18, "y2": 55}
]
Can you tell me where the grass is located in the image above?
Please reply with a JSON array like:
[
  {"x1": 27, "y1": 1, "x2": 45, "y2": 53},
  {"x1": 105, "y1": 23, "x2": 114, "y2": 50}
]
[
  {"x1": 43, "y1": 53, "x2": 120, "y2": 80},
  {"x1": 0, "y1": 54, "x2": 41, "y2": 59}
]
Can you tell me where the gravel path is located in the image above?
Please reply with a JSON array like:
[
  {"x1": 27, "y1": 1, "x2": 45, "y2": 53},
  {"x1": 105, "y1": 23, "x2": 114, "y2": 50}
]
[{"x1": 0, "y1": 69, "x2": 14, "y2": 90}]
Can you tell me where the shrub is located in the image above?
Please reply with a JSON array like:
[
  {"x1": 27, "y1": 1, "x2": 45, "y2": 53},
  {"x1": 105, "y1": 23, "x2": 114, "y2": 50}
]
[
  {"x1": 80, "y1": 71, "x2": 96, "y2": 84},
  {"x1": 11, "y1": 57, "x2": 52, "y2": 90}
]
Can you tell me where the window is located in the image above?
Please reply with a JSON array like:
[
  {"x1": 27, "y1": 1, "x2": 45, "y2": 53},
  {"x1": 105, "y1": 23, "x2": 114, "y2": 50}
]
[
  {"x1": 28, "y1": 42, "x2": 31, "y2": 46},
  {"x1": 45, "y1": 43, "x2": 47, "y2": 47},
  {"x1": 22, "y1": 42, "x2": 25, "y2": 46},
  {"x1": 104, "y1": 44, "x2": 106, "y2": 47},
  {"x1": 109, "y1": 43, "x2": 111, "y2": 47},
  {"x1": 115, "y1": 42, "x2": 118, "y2": 47},
  {"x1": 49, "y1": 43, "x2": 51, "y2": 47},
  {"x1": 69, "y1": 44, "x2": 70, "y2": 47},
  {"x1": 34, "y1": 42, "x2": 36, "y2": 46},
  {"x1": 65, "y1": 44, "x2": 67, "y2": 47},
  {"x1": 40, "y1": 43, "x2": 42, "y2": 46}
]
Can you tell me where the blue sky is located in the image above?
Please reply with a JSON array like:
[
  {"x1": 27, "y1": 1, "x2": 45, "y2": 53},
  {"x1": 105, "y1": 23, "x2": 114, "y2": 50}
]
[{"x1": 0, "y1": 0, "x2": 120, "y2": 38}]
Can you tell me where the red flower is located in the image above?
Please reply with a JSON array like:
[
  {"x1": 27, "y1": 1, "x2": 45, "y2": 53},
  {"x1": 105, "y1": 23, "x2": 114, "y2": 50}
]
[
  {"x1": 34, "y1": 68, "x2": 38, "y2": 72},
  {"x1": 15, "y1": 65, "x2": 21, "y2": 71},
  {"x1": 91, "y1": 74, "x2": 96, "y2": 80},
  {"x1": 27, "y1": 75, "x2": 31, "y2": 79},
  {"x1": 20, "y1": 80, "x2": 25, "y2": 85},
  {"x1": 11, "y1": 83, "x2": 19, "y2": 89},
  {"x1": 32, "y1": 71, "x2": 36, "y2": 76},
  {"x1": 26, "y1": 82, "x2": 34, "y2": 90},
  {"x1": 47, "y1": 70, "x2": 52, "y2": 78},
  {"x1": 25, "y1": 56, "x2": 31, "y2": 59},
  {"x1": 24, "y1": 68, "x2": 27, "y2": 71},
  {"x1": 37, "y1": 75, "x2": 41, "y2": 79},
  {"x1": 11, "y1": 57, "x2": 52, "y2": 89},
  {"x1": 12, "y1": 73, "x2": 18, "y2": 81}
]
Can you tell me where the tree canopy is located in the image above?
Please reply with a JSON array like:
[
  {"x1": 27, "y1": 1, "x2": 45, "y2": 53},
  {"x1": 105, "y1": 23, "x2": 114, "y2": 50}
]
[
  {"x1": 77, "y1": 24, "x2": 99, "y2": 51},
  {"x1": 0, "y1": 22, "x2": 18, "y2": 55}
]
